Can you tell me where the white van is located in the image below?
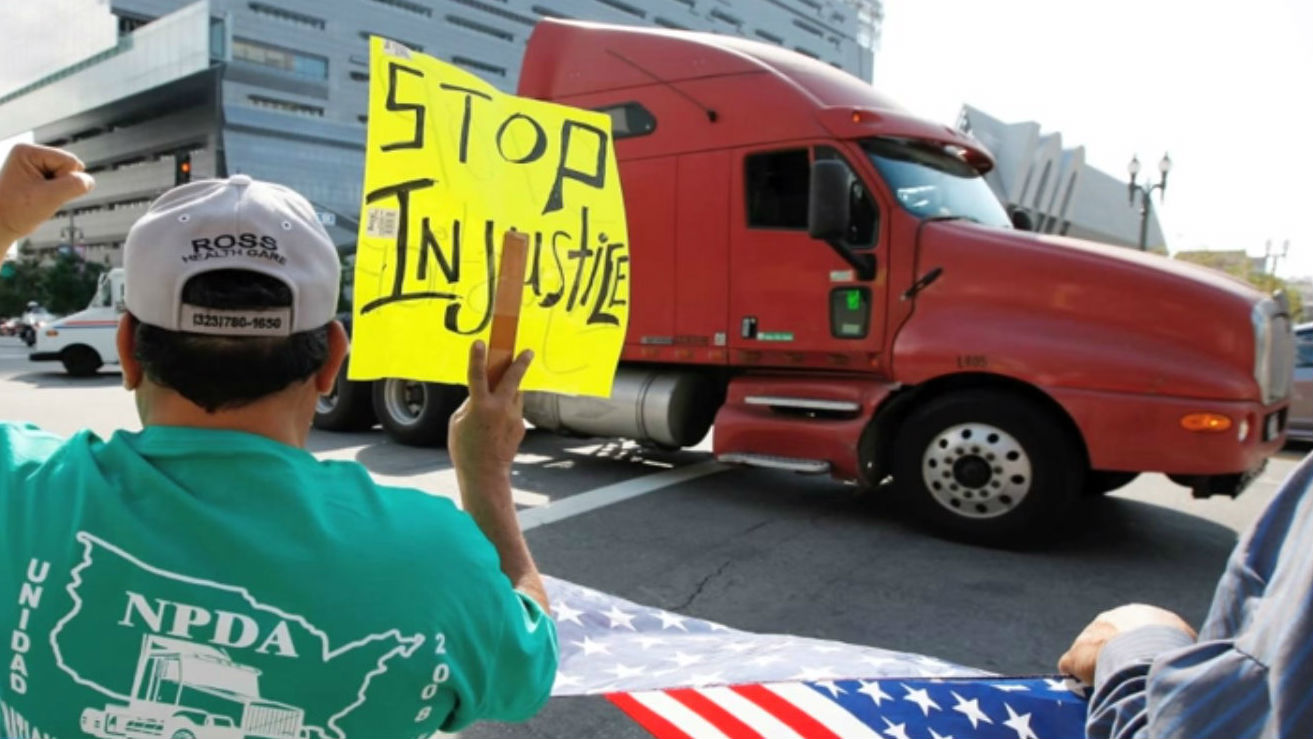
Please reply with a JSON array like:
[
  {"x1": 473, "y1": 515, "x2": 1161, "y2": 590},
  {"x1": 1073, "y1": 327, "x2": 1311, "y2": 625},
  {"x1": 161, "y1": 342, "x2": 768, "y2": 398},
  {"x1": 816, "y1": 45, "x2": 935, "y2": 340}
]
[{"x1": 31, "y1": 268, "x2": 124, "y2": 376}]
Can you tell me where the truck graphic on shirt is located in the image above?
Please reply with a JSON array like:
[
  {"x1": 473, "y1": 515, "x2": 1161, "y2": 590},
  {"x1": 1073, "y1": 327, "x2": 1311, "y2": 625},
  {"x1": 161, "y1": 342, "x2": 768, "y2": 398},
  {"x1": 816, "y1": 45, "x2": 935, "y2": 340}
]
[{"x1": 79, "y1": 635, "x2": 309, "y2": 739}]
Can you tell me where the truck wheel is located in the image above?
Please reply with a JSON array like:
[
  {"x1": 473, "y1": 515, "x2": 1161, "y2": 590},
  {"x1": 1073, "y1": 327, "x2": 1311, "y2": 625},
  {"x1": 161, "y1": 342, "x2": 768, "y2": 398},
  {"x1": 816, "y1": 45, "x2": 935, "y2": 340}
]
[
  {"x1": 891, "y1": 389, "x2": 1083, "y2": 546},
  {"x1": 61, "y1": 346, "x2": 102, "y2": 377},
  {"x1": 373, "y1": 378, "x2": 467, "y2": 447},
  {"x1": 1084, "y1": 470, "x2": 1139, "y2": 496},
  {"x1": 314, "y1": 361, "x2": 376, "y2": 431}
]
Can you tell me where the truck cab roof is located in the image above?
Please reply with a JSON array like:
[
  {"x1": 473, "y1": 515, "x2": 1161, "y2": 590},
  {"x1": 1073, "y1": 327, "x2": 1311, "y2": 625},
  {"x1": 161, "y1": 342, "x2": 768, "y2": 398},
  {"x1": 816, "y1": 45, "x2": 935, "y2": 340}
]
[{"x1": 519, "y1": 19, "x2": 993, "y2": 171}]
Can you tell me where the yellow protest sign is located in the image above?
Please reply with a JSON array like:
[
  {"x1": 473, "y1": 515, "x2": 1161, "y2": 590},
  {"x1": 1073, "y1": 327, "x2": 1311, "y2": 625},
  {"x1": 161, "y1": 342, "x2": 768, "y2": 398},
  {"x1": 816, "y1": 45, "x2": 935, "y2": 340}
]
[{"x1": 350, "y1": 37, "x2": 630, "y2": 397}]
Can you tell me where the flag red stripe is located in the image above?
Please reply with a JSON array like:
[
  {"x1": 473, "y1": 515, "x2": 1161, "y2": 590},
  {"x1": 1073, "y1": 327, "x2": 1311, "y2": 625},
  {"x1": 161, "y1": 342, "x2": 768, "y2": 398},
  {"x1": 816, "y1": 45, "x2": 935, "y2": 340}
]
[
  {"x1": 608, "y1": 692, "x2": 696, "y2": 739},
  {"x1": 667, "y1": 688, "x2": 764, "y2": 739},
  {"x1": 731, "y1": 684, "x2": 843, "y2": 739}
]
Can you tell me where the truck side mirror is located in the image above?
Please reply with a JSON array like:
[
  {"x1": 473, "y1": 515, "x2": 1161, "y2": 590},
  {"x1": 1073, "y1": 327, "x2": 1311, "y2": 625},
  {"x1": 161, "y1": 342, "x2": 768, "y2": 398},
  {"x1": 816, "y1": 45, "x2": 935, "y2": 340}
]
[
  {"x1": 808, "y1": 160, "x2": 851, "y2": 241},
  {"x1": 1009, "y1": 208, "x2": 1034, "y2": 232},
  {"x1": 809, "y1": 159, "x2": 876, "y2": 281}
]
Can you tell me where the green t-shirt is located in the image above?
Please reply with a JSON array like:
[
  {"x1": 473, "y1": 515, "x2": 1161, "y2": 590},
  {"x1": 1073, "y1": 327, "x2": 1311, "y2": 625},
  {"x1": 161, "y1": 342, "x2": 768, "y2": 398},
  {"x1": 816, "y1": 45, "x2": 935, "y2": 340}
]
[{"x1": 0, "y1": 422, "x2": 557, "y2": 739}]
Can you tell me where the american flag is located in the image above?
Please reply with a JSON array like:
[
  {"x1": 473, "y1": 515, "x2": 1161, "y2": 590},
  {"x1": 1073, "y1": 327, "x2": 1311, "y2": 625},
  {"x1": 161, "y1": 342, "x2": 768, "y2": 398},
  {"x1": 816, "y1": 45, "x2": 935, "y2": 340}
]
[{"x1": 544, "y1": 577, "x2": 1089, "y2": 739}]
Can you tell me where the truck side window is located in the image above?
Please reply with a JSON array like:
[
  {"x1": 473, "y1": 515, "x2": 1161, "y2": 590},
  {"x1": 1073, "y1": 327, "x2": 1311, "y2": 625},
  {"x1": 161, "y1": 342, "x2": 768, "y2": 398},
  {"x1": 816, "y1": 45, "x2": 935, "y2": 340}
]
[
  {"x1": 745, "y1": 149, "x2": 810, "y2": 229},
  {"x1": 816, "y1": 147, "x2": 878, "y2": 248},
  {"x1": 595, "y1": 102, "x2": 657, "y2": 139}
]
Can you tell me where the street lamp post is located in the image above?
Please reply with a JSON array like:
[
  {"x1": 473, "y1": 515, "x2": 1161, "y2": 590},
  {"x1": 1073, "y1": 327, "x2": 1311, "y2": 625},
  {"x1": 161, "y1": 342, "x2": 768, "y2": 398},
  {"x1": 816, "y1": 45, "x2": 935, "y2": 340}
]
[
  {"x1": 1128, "y1": 153, "x2": 1171, "y2": 251},
  {"x1": 59, "y1": 210, "x2": 86, "y2": 262}
]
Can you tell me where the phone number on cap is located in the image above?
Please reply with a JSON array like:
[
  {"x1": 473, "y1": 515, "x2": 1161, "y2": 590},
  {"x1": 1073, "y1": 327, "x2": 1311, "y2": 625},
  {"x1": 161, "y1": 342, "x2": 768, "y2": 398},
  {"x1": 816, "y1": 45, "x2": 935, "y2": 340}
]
[{"x1": 191, "y1": 314, "x2": 283, "y2": 330}]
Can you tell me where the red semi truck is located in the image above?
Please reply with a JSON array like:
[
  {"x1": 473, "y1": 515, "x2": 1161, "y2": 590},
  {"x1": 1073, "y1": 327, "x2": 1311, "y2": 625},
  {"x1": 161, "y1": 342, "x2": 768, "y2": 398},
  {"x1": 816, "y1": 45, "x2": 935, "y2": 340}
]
[{"x1": 320, "y1": 19, "x2": 1293, "y2": 543}]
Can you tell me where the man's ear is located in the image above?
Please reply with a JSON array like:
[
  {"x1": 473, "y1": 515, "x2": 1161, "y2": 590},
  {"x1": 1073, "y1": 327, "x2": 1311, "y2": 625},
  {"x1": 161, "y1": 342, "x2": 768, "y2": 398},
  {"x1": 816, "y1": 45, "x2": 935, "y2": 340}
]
[
  {"x1": 314, "y1": 320, "x2": 349, "y2": 394},
  {"x1": 116, "y1": 314, "x2": 143, "y2": 390}
]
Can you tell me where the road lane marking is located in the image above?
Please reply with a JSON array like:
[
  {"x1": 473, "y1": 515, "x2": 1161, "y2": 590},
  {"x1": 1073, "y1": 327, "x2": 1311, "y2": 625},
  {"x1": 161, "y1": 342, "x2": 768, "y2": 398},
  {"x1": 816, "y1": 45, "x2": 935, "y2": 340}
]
[{"x1": 518, "y1": 460, "x2": 729, "y2": 531}]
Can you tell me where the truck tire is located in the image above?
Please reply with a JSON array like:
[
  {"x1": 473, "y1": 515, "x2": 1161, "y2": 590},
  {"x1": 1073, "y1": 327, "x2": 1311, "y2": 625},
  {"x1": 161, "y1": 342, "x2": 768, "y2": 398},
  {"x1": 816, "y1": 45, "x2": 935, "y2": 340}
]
[
  {"x1": 1084, "y1": 470, "x2": 1139, "y2": 496},
  {"x1": 313, "y1": 361, "x2": 376, "y2": 431},
  {"x1": 61, "y1": 345, "x2": 102, "y2": 377},
  {"x1": 373, "y1": 378, "x2": 467, "y2": 447},
  {"x1": 891, "y1": 389, "x2": 1083, "y2": 546}
]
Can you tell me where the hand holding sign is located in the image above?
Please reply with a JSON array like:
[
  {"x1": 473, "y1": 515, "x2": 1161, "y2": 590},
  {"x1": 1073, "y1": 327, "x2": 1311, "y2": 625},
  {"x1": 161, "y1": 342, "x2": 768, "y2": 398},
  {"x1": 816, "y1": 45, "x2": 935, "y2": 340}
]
[{"x1": 352, "y1": 38, "x2": 630, "y2": 397}]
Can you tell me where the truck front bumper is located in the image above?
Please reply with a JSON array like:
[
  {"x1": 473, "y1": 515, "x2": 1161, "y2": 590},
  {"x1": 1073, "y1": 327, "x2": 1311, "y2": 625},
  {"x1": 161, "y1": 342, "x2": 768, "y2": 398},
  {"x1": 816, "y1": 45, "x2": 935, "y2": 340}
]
[
  {"x1": 29, "y1": 352, "x2": 59, "y2": 362},
  {"x1": 1049, "y1": 387, "x2": 1286, "y2": 488}
]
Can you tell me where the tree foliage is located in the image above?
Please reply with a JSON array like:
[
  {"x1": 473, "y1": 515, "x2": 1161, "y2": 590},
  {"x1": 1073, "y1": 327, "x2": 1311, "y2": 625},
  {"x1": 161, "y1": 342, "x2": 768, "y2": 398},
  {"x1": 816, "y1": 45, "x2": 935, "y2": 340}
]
[
  {"x1": 1174, "y1": 249, "x2": 1303, "y2": 320},
  {"x1": 0, "y1": 243, "x2": 107, "y2": 317}
]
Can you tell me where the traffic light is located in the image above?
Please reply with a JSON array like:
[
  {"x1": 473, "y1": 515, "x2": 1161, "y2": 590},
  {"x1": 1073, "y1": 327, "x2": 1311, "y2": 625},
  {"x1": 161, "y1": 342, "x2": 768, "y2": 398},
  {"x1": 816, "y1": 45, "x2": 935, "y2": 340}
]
[{"x1": 175, "y1": 152, "x2": 192, "y2": 185}]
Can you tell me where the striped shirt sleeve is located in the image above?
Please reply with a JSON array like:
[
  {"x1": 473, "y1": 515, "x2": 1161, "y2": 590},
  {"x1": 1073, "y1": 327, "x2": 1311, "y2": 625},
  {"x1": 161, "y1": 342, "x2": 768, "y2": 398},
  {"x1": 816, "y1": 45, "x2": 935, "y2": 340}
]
[{"x1": 1087, "y1": 452, "x2": 1313, "y2": 739}]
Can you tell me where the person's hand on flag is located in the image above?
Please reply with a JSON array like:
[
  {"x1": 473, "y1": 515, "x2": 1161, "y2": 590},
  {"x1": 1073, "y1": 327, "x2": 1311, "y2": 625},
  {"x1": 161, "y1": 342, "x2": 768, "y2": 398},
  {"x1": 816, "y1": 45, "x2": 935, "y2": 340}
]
[{"x1": 1058, "y1": 603, "x2": 1197, "y2": 684}]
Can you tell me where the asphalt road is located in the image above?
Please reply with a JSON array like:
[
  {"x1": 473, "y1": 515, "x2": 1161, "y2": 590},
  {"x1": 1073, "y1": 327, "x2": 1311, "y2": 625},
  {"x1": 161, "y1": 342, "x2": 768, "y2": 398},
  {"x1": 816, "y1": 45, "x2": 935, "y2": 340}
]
[{"x1": 1, "y1": 336, "x2": 1304, "y2": 737}]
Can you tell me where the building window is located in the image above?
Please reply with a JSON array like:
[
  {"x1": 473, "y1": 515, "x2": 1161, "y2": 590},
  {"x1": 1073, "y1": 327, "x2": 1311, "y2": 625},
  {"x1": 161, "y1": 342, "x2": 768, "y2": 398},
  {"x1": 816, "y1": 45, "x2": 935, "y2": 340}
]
[
  {"x1": 794, "y1": 46, "x2": 819, "y2": 59},
  {"x1": 595, "y1": 0, "x2": 645, "y2": 18},
  {"x1": 446, "y1": 14, "x2": 514, "y2": 42},
  {"x1": 793, "y1": 19, "x2": 825, "y2": 37},
  {"x1": 369, "y1": 0, "x2": 432, "y2": 17},
  {"x1": 594, "y1": 102, "x2": 656, "y2": 139},
  {"x1": 745, "y1": 149, "x2": 810, "y2": 230},
  {"x1": 118, "y1": 13, "x2": 151, "y2": 35},
  {"x1": 349, "y1": 70, "x2": 369, "y2": 82},
  {"x1": 232, "y1": 38, "x2": 328, "y2": 79},
  {"x1": 248, "y1": 3, "x2": 325, "y2": 30},
  {"x1": 447, "y1": 0, "x2": 536, "y2": 26},
  {"x1": 358, "y1": 31, "x2": 424, "y2": 52},
  {"x1": 755, "y1": 29, "x2": 783, "y2": 44},
  {"x1": 709, "y1": 9, "x2": 742, "y2": 27},
  {"x1": 532, "y1": 5, "x2": 572, "y2": 18},
  {"x1": 248, "y1": 95, "x2": 324, "y2": 117},
  {"x1": 451, "y1": 55, "x2": 506, "y2": 77},
  {"x1": 654, "y1": 16, "x2": 689, "y2": 29},
  {"x1": 358, "y1": 114, "x2": 369, "y2": 125}
]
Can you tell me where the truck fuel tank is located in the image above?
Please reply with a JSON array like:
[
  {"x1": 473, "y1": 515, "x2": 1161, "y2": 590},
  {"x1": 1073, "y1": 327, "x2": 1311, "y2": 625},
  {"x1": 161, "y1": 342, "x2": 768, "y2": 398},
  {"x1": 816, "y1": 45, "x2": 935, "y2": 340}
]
[{"x1": 524, "y1": 369, "x2": 719, "y2": 448}]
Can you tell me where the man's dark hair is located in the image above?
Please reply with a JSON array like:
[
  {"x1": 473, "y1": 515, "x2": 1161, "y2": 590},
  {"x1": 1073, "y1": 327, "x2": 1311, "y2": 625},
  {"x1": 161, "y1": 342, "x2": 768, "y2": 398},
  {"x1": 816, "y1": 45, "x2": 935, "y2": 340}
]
[{"x1": 133, "y1": 269, "x2": 330, "y2": 413}]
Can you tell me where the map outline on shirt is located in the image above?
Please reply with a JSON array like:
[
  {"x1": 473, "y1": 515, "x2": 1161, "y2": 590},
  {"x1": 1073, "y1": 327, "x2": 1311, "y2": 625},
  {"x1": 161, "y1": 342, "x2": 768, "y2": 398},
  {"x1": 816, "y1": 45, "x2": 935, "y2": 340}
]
[{"x1": 47, "y1": 531, "x2": 428, "y2": 739}]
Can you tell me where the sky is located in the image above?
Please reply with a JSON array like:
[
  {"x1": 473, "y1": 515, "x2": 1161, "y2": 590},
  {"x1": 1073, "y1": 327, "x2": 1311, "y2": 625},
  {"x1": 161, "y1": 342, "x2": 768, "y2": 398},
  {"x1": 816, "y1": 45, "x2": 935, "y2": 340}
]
[
  {"x1": 2, "y1": 0, "x2": 1312, "y2": 275},
  {"x1": 874, "y1": 0, "x2": 1313, "y2": 277}
]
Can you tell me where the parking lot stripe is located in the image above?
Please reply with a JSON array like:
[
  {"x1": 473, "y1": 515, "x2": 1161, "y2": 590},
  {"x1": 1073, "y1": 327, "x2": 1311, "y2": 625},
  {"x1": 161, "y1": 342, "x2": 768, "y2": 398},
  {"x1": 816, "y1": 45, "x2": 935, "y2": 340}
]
[{"x1": 518, "y1": 460, "x2": 728, "y2": 531}]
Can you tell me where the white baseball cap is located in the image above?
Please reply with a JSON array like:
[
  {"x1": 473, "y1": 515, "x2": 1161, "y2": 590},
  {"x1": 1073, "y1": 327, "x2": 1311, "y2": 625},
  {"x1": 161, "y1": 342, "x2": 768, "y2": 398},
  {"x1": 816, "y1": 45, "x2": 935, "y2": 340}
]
[{"x1": 124, "y1": 174, "x2": 340, "y2": 337}]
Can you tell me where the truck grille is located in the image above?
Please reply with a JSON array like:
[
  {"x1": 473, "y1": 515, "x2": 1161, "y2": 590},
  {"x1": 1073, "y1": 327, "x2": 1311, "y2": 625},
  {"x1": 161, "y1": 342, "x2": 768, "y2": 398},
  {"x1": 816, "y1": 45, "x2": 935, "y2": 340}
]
[
  {"x1": 1254, "y1": 293, "x2": 1294, "y2": 405},
  {"x1": 1267, "y1": 312, "x2": 1294, "y2": 403},
  {"x1": 244, "y1": 704, "x2": 303, "y2": 738}
]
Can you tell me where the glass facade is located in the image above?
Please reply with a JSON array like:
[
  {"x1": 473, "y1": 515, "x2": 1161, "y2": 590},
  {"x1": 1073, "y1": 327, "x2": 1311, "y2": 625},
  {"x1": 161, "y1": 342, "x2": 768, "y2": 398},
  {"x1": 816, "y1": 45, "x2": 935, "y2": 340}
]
[{"x1": 231, "y1": 38, "x2": 328, "y2": 80}]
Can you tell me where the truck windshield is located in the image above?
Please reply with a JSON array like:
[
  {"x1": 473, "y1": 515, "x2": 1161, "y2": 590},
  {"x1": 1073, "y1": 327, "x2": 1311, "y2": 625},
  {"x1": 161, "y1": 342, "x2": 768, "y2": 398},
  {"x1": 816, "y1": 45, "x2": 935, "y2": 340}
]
[
  {"x1": 863, "y1": 138, "x2": 1011, "y2": 227},
  {"x1": 91, "y1": 273, "x2": 112, "y2": 308}
]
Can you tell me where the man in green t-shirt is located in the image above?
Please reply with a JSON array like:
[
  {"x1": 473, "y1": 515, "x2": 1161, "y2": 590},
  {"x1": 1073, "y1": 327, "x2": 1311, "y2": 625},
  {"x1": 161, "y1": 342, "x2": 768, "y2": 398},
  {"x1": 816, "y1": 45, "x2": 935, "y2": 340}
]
[{"x1": 0, "y1": 144, "x2": 558, "y2": 738}]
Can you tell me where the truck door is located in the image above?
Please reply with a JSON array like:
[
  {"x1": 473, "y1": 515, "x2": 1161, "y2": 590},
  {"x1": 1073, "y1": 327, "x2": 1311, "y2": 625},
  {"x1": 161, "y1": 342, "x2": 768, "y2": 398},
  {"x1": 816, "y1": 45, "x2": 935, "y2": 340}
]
[{"x1": 729, "y1": 144, "x2": 882, "y2": 363}]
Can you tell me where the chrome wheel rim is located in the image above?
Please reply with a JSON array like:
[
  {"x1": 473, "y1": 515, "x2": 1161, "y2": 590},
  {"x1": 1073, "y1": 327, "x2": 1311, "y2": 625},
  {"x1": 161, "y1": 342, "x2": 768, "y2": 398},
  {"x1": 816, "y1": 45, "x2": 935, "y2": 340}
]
[
  {"x1": 383, "y1": 379, "x2": 427, "y2": 427},
  {"x1": 921, "y1": 422, "x2": 1032, "y2": 519},
  {"x1": 316, "y1": 379, "x2": 340, "y2": 415}
]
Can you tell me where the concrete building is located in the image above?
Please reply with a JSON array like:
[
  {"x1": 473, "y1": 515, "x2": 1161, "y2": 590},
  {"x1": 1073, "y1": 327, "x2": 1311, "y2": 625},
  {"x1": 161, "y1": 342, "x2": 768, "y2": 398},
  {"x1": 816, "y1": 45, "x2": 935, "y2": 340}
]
[
  {"x1": 0, "y1": 0, "x2": 882, "y2": 266},
  {"x1": 956, "y1": 104, "x2": 1166, "y2": 251}
]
